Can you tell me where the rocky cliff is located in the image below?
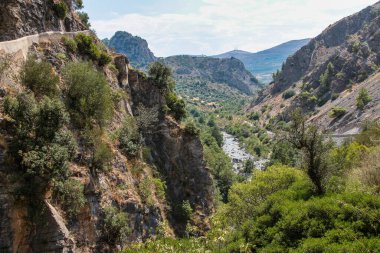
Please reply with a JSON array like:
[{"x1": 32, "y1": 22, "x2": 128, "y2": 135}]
[
  {"x1": 251, "y1": 2, "x2": 380, "y2": 132},
  {"x1": 0, "y1": 0, "x2": 85, "y2": 42}
]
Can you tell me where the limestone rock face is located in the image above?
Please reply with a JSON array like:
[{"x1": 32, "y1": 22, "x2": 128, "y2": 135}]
[
  {"x1": 0, "y1": 0, "x2": 85, "y2": 42},
  {"x1": 129, "y1": 69, "x2": 214, "y2": 235}
]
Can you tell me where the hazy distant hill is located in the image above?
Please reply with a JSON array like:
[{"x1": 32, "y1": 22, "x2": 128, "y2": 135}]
[
  {"x1": 161, "y1": 55, "x2": 261, "y2": 95},
  {"x1": 213, "y1": 39, "x2": 310, "y2": 84}
]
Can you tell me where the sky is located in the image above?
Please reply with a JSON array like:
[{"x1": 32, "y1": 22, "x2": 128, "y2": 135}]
[{"x1": 83, "y1": 0, "x2": 378, "y2": 57}]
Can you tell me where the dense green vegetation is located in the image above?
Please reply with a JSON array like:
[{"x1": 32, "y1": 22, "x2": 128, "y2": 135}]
[{"x1": 123, "y1": 116, "x2": 380, "y2": 252}]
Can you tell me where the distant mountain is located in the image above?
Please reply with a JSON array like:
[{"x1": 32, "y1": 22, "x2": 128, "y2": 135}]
[
  {"x1": 161, "y1": 55, "x2": 261, "y2": 95},
  {"x1": 251, "y1": 2, "x2": 380, "y2": 133},
  {"x1": 104, "y1": 31, "x2": 156, "y2": 68},
  {"x1": 105, "y1": 31, "x2": 261, "y2": 97},
  {"x1": 213, "y1": 39, "x2": 311, "y2": 84}
]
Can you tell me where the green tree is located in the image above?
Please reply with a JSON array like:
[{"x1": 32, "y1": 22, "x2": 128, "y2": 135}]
[
  {"x1": 148, "y1": 62, "x2": 175, "y2": 92},
  {"x1": 20, "y1": 56, "x2": 59, "y2": 98},
  {"x1": 287, "y1": 110, "x2": 332, "y2": 194},
  {"x1": 356, "y1": 88, "x2": 372, "y2": 110},
  {"x1": 63, "y1": 61, "x2": 113, "y2": 128}
]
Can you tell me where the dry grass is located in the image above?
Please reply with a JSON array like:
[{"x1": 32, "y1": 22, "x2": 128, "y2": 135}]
[{"x1": 355, "y1": 147, "x2": 380, "y2": 194}]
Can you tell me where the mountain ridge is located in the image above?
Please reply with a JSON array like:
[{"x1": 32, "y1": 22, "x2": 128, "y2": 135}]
[
  {"x1": 213, "y1": 38, "x2": 311, "y2": 84},
  {"x1": 251, "y1": 1, "x2": 380, "y2": 133}
]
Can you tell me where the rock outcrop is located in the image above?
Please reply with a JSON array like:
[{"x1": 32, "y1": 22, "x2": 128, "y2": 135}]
[
  {"x1": 105, "y1": 31, "x2": 157, "y2": 68},
  {"x1": 0, "y1": 0, "x2": 85, "y2": 42},
  {"x1": 129, "y1": 69, "x2": 214, "y2": 234}
]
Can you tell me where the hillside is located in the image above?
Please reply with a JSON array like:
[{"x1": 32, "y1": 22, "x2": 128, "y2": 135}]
[
  {"x1": 251, "y1": 2, "x2": 380, "y2": 133},
  {"x1": 0, "y1": 1, "x2": 214, "y2": 252},
  {"x1": 213, "y1": 39, "x2": 310, "y2": 84},
  {"x1": 162, "y1": 55, "x2": 261, "y2": 95},
  {"x1": 104, "y1": 31, "x2": 156, "y2": 68}
]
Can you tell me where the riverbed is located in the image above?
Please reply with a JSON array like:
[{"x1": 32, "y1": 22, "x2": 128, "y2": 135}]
[{"x1": 222, "y1": 132, "x2": 268, "y2": 173}]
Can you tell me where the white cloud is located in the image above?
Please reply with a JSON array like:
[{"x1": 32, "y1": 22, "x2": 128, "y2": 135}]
[{"x1": 91, "y1": 0, "x2": 377, "y2": 56}]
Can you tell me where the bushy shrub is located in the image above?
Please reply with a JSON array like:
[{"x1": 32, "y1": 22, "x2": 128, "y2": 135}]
[
  {"x1": 53, "y1": 179, "x2": 86, "y2": 217},
  {"x1": 77, "y1": 12, "x2": 91, "y2": 28},
  {"x1": 119, "y1": 116, "x2": 141, "y2": 158},
  {"x1": 329, "y1": 106, "x2": 347, "y2": 118},
  {"x1": 103, "y1": 206, "x2": 130, "y2": 245},
  {"x1": 52, "y1": 1, "x2": 68, "y2": 19},
  {"x1": 3, "y1": 93, "x2": 77, "y2": 187},
  {"x1": 356, "y1": 88, "x2": 372, "y2": 110},
  {"x1": 165, "y1": 92, "x2": 186, "y2": 120},
  {"x1": 63, "y1": 61, "x2": 113, "y2": 128},
  {"x1": 20, "y1": 56, "x2": 59, "y2": 98},
  {"x1": 282, "y1": 89, "x2": 296, "y2": 99},
  {"x1": 83, "y1": 127, "x2": 113, "y2": 172},
  {"x1": 184, "y1": 121, "x2": 200, "y2": 136},
  {"x1": 248, "y1": 111, "x2": 260, "y2": 121},
  {"x1": 62, "y1": 37, "x2": 78, "y2": 53},
  {"x1": 75, "y1": 33, "x2": 100, "y2": 61},
  {"x1": 98, "y1": 52, "x2": 112, "y2": 66},
  {"x1": 148, "y1": 62, "x2": 175, "y2": 91},
  {"x1": 173, "y1": 200, "x2": 193, "y2": 223}
]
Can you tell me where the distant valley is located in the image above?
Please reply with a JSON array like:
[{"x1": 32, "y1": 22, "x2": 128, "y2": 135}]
[{"x1": 213, "y1": 39, "x2": 310, "y2": 84}]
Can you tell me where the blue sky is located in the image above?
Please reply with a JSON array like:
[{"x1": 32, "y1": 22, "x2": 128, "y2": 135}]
[{"x1": 83, "y1": 0, "x2": 377, "y2": 57}]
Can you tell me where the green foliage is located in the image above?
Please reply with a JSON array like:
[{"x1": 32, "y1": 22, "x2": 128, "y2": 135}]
[
  {"x1": 75, "y1": 33, "x2": 101, "y2": 61},
  {"x1": 20, "y1": 56, "x2": 59, "y2": 98},
  {"x1": 103, "y1": 206, "x2": 130, "y2": 245},
  {"x1": 63, "y1": 61, "x2": 113, "y2": 128},
  {"x1": 77, "y1": 12, "x2": 91, "y2": 28},
  {"x1": 83, "y1": 127, "x2": 113, "y2": 172},
  {"x1": 210, "y1": 126, "x2": 223, "y2": 147},
  {"x1": 73, "y1": 0, "x2": 84, "y2": 9},
  {"x1": 148, "y1": 62, "x2": 175, "y2": 92},
  {"x1": 3, "y1": 93, "x2": 77, "y2": 192},
  {"x1": 53, "y1": 179, "x2": 86, "y2": 217},
  {"x1": 118, "y1": 116, "x2": 141, "y2": 158},
  {"x1": 52, "y1": 1, "x2": 68, "y2": 19},
  {"x1": 282, "y1": 89, "x2": 296, "y2": 99},
  {"x1": 165, "y1": 92, "x2": 186, "y2": 120},
  {"x1": 138, "y1": 177, "x2": 155, "y2": 207},
  {"x1": 356, "y1": 88, "x2": 372, "y2": 110},
  {"x1": 287, "y1": 110, "x2": 333, "y2": 194},
  {"x1": 329, "y1": 107, "x2": 347, "y2": 118},
  {"x1": 184, "y1": 121, "x2": 200, "y2": 136},
  {"x1": 318, "y1": 62, "x2": 334, "y2": 95},
  {"x1": 248, "y1": 111, "x2": 260, "y2": 121},
  {"x1": 98, "y1": 52, "x2": 112, "y2": 66},
  {"x1": 62, "y1": 37, "x2": 78, "y2": 53},
  {"x1": 269, "y1": 139, "x2": 298, "y2": 167},
  {"x1": 174, "y1": 200, "x2": 193, "y2": 223}
]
